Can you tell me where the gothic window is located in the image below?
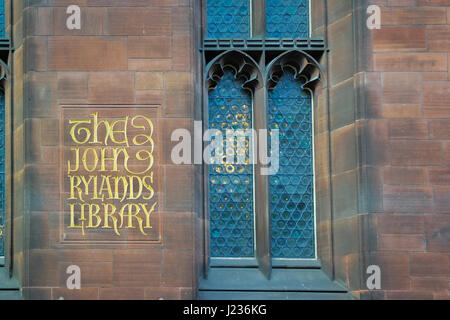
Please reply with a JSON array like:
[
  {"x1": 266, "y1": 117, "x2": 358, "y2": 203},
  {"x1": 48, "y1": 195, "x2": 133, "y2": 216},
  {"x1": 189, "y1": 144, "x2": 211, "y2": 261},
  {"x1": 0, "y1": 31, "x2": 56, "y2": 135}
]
[
  {"x1": 0, "y1": 0, "x2": 6, "y2": 261},
  {"x1": 202, "y1": 0, "x2": 324, "y2": 278},
  {"x1": 0, "y1": 0, "x2": 4, "y2": 38},
  {"x1": 268, "y1": 69, "x2": 314, "y2": 259},
  {"x1": 0, "y1": 91, "x2": 4, "y2": 259},
  {"x1": 208, "y1": 70, "x2": 255, "y2": 258}
]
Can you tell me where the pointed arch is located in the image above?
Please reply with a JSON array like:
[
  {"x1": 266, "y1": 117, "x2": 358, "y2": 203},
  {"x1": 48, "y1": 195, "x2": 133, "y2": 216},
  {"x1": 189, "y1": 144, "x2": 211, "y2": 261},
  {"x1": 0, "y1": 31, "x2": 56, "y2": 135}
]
[
  {"x1": 205, "y1": 50, "x2": 263, "y2": 93},
  {"x1": 206, "y1": 51, "x2": 259, "y2": 258},
  {"x1": 266, "y1": 50, "x2": 325, "y2": 93}
]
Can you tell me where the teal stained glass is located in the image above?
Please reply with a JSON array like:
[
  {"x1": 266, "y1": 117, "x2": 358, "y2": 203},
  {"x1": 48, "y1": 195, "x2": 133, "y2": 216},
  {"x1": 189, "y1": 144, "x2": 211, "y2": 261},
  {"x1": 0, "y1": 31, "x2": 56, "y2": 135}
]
[
  {"x1": 266, "y1": 0, "x2": 309, "y2": 38},
  {"x1": 209, "y1": 70, "x2": 254, "y2": 258},
  {"x1": 0, "y1": 92, "x2": 4, "y2": 256},
  {"x1": 0, "y1": 0, "x2": 5, "y2": 38},
  {"x1": 207, "y1": 0, "x2": 250, "y2": 38},
  {"x1": 268, "y1": 69, "x2": 315, "y2": 258}
]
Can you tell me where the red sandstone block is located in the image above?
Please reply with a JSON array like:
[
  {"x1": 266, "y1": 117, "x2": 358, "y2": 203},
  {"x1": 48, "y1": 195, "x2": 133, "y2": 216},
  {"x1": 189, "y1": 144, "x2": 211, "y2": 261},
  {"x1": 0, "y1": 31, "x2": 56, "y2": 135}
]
[
  {"x1": 163, "y1": 250, "x2": 193, "y2": 287},
  {"x1": 136, "y1": 90, "x2": 164, "y2": 105},
  {"x1": 381, "y1": 7, "x2": 446, "y2": 25},
  {"x1": 429, "y1": 26, "x2": 450, "y2": 52},
  {"x1": 389, "y1": 0, "x2": 417, "y2": 5},
  {"x1": 29, "y1": 250, "x2": 58, "y2": 287},
  {"x1": 52, "y1": 7, "x2": 107, "y2": 36},
  {"x1": 26, "y1": 37, "x2": 47, "y2": 71},
  {"x1": 429, "y1": 120, "x2": 450, "y2": 139},
  {"x1": 433, "y1": 186, "x2": 450, "y2": 213},
  {"x1": 87, "y1": 0, "x2": 149, "y2": 6},
  {"x1": 429, "y1": 169, "x2": 450, "y2": 185},
  {"x1": 390, "y1": 120, "x2": 428, "y2": 139},
  {"x1": 172, "y1": 7, "x2": 191, "y2": 34},
  {"x1": 383, "y1": 185, "x2": 433, "y2": 213},
  {"x1": 374, "y1": 53, "x2": 447, "y2": 72},
  {"x1": 150, "y1": 0, "x2": 179, "y2": 6},
  {"x1": 382, "y1": 104, "x2": 421, "y2": 119},
  {"x1": 57, "y1": 72, "x2": 88, "y2": 103},
  {"x1": 382, "y1": 167, "x2": 427, "y2": 185},
  {"x1": 58, "y1": 250, "x2": 113, "y2": 264},
  {"x1": 165, "y1": 72, "x2": 192, "y2": 92},
  {"x1": 423, "y1": 82, "x2": 450, "y2": 118},
  {"x1": 382, "y1": 73, "x2": 420, "y2": 104},
  {"x1": 368, "y1": 252, "x2": 411, "y2": 290},
  {"x1": 412, "y1": 278, "x2": 449, "y2": 292},
  {"x1": 419, "y1": 0, "x2": 450, "y2": 7},
  {"x1": 365, "y1": 72, "x2": 382, "y2": 119},
  {"x1": 421, "y1": 72, "x2": 448, "y2": 81},
  {"x1": 88, "y1": 72, "x2": 135, "y2": 104},
  {"x1": 108, "y1": 8, "x2": 171, "y2": 36},
  {"x1": 165, "y1": 90, "x2": 193, "y2": 117},
  {"x1": 52, "y1": 288, "x2": 99, "y2": 300},
  {"x1": 391, "y1": 141, "x2": 442, "y2": 166},
  {"x1": 22, "y1": 288, "x2": 51, "y2": 300},
  {"x1": 128, "y1": 59, "x2": 172, "y2": 71},
  {"x1": 58, "y1": 262, "x2": 113, "y2": 288},
  {"x1": 377, "y1": 215, "x2": 425, "y2": 234},
  {"x1": 163, "y1": 213, "x2": 194, "y2": 250},
  {"x1": 386, "y1": 291, "x2": 434, "y2": 300},
  {"x1": 26, "y1": 72, "x2": 58, "y2": 118},
  {"x1": 99, "y1": 288, "x2": 145, "y2": 300},
  {"x1": 136, "y1": 72, "x2": 164, "y2": 90},
  {"x1": 379, "y1": 234, "x2": 425, "y2": 251},
  {"x1": 29, "y1": 212, "x2": 49, "y2": 250},
  {"x1": 445, "y1": 142, "x2": 450, "y2": 166},
  {"x1": 48, "y1": 37, "x2": 127, "y2": 71},
  {"x1": 172, "y1": 34, "x2": 191, "y2": 71},
  {"x1": 374, "y1": 26, "x2": 426, "y2": 52},
  {"x1": 114, "y1": 262, "x2": 162, "y2": 287},
  {"x1": 365, "y1": 120, "x2": 389, "y2": 166},
  {"x1": 411, "y1": 253, "x2": 449, "y2": 276},
  {"x1": 128, "y1": 37, "x2": 171, "y2": 59},
  {"x1": 145, "y1": 287, "x2": 181, "y2": 300},
  {"x1": 425, "y1": 215, "x2": 450, "y2": 252}
]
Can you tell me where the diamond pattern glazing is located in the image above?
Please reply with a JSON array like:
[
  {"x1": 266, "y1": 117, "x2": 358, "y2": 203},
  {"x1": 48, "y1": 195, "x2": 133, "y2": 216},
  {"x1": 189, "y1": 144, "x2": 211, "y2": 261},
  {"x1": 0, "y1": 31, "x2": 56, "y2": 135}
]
[
  {"x1": 208, "y1": 70, "x2": 255, "y2": 257},
  {"x1": 266, "y1": 0, "x2": 309, "y2": 38},
  {"x1": 268, "y1": 69, "x2": 315, "y2": 258},
  {"x1": 207, "y1": 0, "x2": 251, "y2": 39},
  {"x1": 0, "y1": 92, "x2": 4, "y2": 256}
]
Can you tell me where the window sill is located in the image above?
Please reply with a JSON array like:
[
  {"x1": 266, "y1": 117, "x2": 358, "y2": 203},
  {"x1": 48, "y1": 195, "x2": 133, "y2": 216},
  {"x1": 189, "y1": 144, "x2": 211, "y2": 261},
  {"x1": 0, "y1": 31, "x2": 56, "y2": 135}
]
[{"x1": 199, "y1": 267, "x2": 350, "y2": 300}]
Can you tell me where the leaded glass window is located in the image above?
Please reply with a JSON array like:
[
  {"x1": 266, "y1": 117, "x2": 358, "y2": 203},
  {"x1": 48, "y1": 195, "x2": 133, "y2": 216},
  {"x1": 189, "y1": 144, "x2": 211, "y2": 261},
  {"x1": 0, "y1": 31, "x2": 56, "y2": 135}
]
[
  {"x1": 266, "y1": 0, "x2": 309, "y2": 38},
  {"x1": 0, "y1": 0, "x2": 4, "y2": 38},
  {"x1": 0, "y1": 92, "x2": 4, "y2": 257},
  {"x1": 0, "y1": 0, "x2": 5, "y2": 258},
  {"x1": 206, "y1": 0, "x2": 250, "y2": 38},
  {"x1": 208, "y1": 70, "x2": 255, "y2": 258},
  {"x1": 203, "y1": 0, "x2": 321, "y2": 269},
  {"x1": 268, "y1": 69, "x2": 314, "y2": 259}
]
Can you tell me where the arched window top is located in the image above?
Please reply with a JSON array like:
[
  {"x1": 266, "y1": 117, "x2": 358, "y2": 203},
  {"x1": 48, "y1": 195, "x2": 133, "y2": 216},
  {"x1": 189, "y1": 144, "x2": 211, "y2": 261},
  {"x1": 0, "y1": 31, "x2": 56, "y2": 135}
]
[
  {"x1": 209, "y1": 68, "x2": 253, "y2": 100},
  {"x1": 206, "y1": 51, "x2": 263, "y2": 93},
  {"x1": 269, "y1": 67, "x2": 311, "y2": 99}
]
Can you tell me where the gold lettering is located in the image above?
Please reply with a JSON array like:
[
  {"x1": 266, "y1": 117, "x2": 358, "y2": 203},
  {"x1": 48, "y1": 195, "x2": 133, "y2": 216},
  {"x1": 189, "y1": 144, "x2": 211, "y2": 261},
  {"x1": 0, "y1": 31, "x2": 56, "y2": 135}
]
[
  {"x1": 65, "y1": 114, "x2": 158, "y2": 238},
  {"x1": 69, "y1": 119, "x2": 91, "y2": 144}
]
